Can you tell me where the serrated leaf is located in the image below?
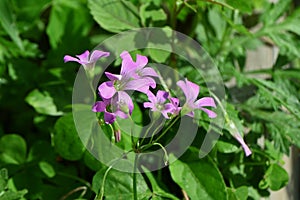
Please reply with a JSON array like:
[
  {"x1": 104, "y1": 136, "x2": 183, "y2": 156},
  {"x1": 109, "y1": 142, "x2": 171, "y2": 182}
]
[
  {"x1": 25, "y1": 89, "x2": 63, "y2": 116},
  {"x1": 260, "y1": 0, "x2": 292, "y2": 25},
  {"x1": 0, "y1": 134, "x2": 27, "y2": 165},
  {"x1": 88, "y1": 0, "x2": 140, "y2": 33},
  {"x1": 53, "y1": 114, "x2": 85, "y2": 161},
  {"x1": 169, "y1": 149, "x2": 227, "y2": 200}
]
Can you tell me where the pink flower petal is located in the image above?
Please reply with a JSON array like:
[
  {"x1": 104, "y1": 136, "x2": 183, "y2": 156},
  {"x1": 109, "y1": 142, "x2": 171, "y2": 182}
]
[
  {"x1": 200, "y1": 108, "x2": 217, "y2": 118},
  {"x1": 105, "y1": 72, "x2": 122, "y2": 81},
  {"x1": 196, "y1": 97, "x2": 216, "y2": 108},
  {"x1": 144, "y1": 102, "x2": 154, "y2": 109},
  {"x1": 140, "y1": 67, "x2": 158, "y2": 77},
  {"x1": 234, "y1": 133, "x2": 252, "y2": 156},
  {"x1": 90, "y1": 50, "x2": 110, "y2": 63},
  {"x1": 98, "y1": 81, "x2": 116, "y2": 99},
  {"x1": 146, "y1": 91, "x2": 156, "y2": 104},
  {"x1": 156, "y1": 90, "x2": 169, "y2": 104},
  {"x1": 92, "y1": 101, "x2": 106, "y2": 112},
  {"x1": 135, "y1": 54, "x2": 148, "y2": 70},
  {"x1": 76, "y1": 50, "x2": 90, "y2": 63},
  {"x1": 120, "y1": 51, "x2": 136, "y2": 75},
  {"x1": 104, "y1": 112, "x2": 116, "y2": 124},
  {"x1": 63, "y1": 55, "x2": 80, "y2": 63},
  {"x1": 186, "y1": 79, "x2": 199, "y2": 102}
]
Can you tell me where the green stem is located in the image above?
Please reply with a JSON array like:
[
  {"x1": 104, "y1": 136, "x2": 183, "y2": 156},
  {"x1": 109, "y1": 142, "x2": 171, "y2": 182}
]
[
  {"x1": 154, "y1": 116, "x2": 180, "y2": 142},
  {"x1": 95, "y1": 151, "x2": 133, "y2": 200},
  {"x1": 140, "y1": 119, "x2": 156, "y2": 146},
  {"x1": 133, "y1": 154, "x2": 139, "y2": 200},
  {"x1": 153, "y1": 142, "x2": 169, "y2": 165},
  {"x1": 149, "y1": 121, "x2": 165, "y2": 144}
]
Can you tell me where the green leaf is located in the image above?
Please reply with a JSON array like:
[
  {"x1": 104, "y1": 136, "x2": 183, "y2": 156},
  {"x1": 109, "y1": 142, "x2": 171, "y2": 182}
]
[
  {"x1": 39, "y1": 161, "x2": 56, "y2": 178},
  {"x1": 226, "y1": 0, "x2": 252, "y2": 13},
  {"x1": 142, "y1": 167, "x2": 179, "y2": 200},
  {"x1": 0, "y1": 168, "x2": 8, "y2": 191},
  {"x1": 0, "y1": 134, "x2": 27, "y2": 164},
  {"x1": 169, "y1": 148, "x2": 227, "y2": 200},
  {"x1": 83, "y1": 151, "x2": 103, "y2": 171},
  {"x1": 53, "y1": 113, "x2": 85, "y2": 161},
  {"x1": 139, "y1": 3, "x2": 167, "y2": 26},
  {"x1": 216, "y1": 140, "x2": 239, "y2": 153},
  {"x1": 260, "y1": 0, "x2": 291, "y2": 25},
  {"x1": 0, "y1": 0, "x2": 24, "y2": 50},
  {"x1": 46, "y1": 0, "x2": 93, "y2": 48},
  {"x1": 259, "y1": 164, "x2": 289, "y2": 191},
  {"x1": 25, "y1": 89, "x2": 63, "y2": 116},
  {"x1": 227, "y1": 186, "x2": 248, "y2": 200},
  {"x1": 0, "y1": 189, "x2": 28, "y2": 200},
  {"x1": 92, "y1": 164, "x2": 151, "y2": 199},
  {"x1": 88, "y1": 0, "x2": 140, "y2": 33}
]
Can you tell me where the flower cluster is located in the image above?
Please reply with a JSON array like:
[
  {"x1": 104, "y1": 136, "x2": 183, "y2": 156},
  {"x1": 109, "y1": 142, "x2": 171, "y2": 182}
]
[
  {"x1": 64, "y1": 49, "x2": 251, "y2": 156},
  {"x1": 65, "y1": 50, "x2": 217, "y2": 123}
]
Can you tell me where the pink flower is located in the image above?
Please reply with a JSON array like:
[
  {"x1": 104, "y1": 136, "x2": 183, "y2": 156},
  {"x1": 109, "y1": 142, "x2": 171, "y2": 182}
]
[
  {"x1": 97, "y1": 51, "x2": 157, "y2": 116},
  {"x1": 64, "y1": 50, "x2": 110, "y2": 69},
  {"x1": 144, "y1": 91, "x2": 175, "y2": 119},
  {"x1": 177, "y1": 79, "x2": 217, "y2": 118}
]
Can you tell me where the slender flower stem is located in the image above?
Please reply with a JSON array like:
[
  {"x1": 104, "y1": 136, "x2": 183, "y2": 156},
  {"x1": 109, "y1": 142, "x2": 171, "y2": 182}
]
[
  {"x1": 140, "y1": 118, "x2": 155, "y2": 146},
  {"x1": 154, "y1": 116, "x2": 180, "y2": 143},
  {"x1": 133, "y1": 154, "x2": 139, "y2": 200},
  {"x1": 149, "y1": 121, "x2": 164, "y2": 144},
  {"x1": 95, "y1": 150, "x2": 133, "y2": 200},
  {"x1": 153, "y1": 142, "x2": 169, "y2": 165}
]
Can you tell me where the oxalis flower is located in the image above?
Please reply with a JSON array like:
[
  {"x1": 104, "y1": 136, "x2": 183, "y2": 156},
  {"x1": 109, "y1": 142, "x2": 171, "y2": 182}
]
[
  {"x1": 98, "y1": 51, "x2": 157, "y2": 115},
  {"x1": 229, "y1": 121, "x2": 252, "y2": 156},
  {"x1": 177, "y1": 79, "x2": 217, "y2": 118},
  {"x1": 92, "y1": 92, "x2": 134, "y2": 124},
  {"x1": 64, "y1": 50, "x2": 110, "y2": 70},
  {"x1": 144, "y1": 90, "x2": 175, "y2": 119}
]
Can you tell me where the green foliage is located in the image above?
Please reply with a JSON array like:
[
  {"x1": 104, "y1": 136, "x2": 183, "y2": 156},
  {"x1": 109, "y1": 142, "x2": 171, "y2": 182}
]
[
  {"x1": 170, "y1": 149, "x2": 227, "y2": 200},
  {"x1": 1, "y1": 0, "x2": 300, "y2": 199}
]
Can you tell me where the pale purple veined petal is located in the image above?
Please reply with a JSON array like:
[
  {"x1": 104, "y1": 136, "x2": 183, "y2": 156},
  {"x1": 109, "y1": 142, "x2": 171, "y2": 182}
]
[
  {"x1": 234, "y1": 133, "x2": 252, "y2": 156},
  {"x1": 89, "y1": 50, "x2": 110, "y2": 63},
  {"x1": 76, "y1": 50, "x2": 90, "y2": 63},
  {"x1": 177, "y1": 80, "x2": 190, "y2": 101},
  {"x1": 144, "y1": 102, "x2": 155, "y2": 110},
  {"x1": 186, "y1": 111, "x2": 194, "y2": 118},
  {"x1": 105, "y1": 72, "x2": 122, "y2": 81},
  {"x1": 120, "y1": 51, "x2": 136, "y2": 76},
  {"x1": 156, "y1": 90, "x2": 169, "y2": 104},
  {"x1": 200, "y1": 108, "x2": 217, "y2": 118},
  {"x1": 104, "y1": 112, "x2": 116, "y2": 124},
  {"x1": 92, "y1": 101, "x2": 106, "y2": 112},
  {"x1": 161, "y1": 110, "x2": 170, "y2": 119},
  {"x1": 140, "y1": 67, "x2": 159, "y2": 77},
  {"x1": 116, "y1": 91, "x2": 134, "y2": 115},
  {"x1": 114, "y1": 110, "x2": 128, "y2": 119},
  {"x1": 123, "y1": 77, "x2": 156, "y2": 93},
  {"x1": 186, "y1": 79, "x2": 200, "y2": 102},
  {"x1": 196, "y1": 97, "x2": 216, "y2": 108},
  {"x1": 146, "y1": 91, "x2": 156, "y2": 104},
  {"x1": 64, "y1": 55, "x2": 80, "y2": 63},
  {"x1": 135, "y1": 54, "x2": 148, "y2": 70},
  {"x1": 169, "y1": 97, "x2": 180, "y2": 107},
  {"x1": 98, "y1": 81, "x2": 116, "y2": 99}
]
